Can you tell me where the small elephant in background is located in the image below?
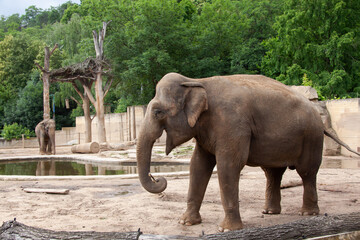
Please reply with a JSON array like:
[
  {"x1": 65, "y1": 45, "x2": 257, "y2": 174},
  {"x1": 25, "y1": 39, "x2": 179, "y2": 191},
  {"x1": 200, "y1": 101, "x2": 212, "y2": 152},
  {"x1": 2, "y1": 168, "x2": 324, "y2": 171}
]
[{"x1": 35, "y1": 119, "x2": 56, "y2": 155}]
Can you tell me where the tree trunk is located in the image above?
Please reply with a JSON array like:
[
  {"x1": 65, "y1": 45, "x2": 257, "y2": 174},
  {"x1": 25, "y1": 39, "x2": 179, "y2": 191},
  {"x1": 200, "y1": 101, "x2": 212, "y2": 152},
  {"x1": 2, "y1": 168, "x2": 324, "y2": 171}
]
[
  {"x1": 43, "y1": 47, "x2": 51, "y2": 120},
  {"x1": 0, "y1": 220, "x2": 140, "y2": 240},
  {"x1": 95, "y1": 71, "x2": 106, "y2": 143},
  {"x1": 38, "y1": 44, "x2": 57, "y2": 120},
  {"x1": 1, "y1": 213, "x2": 359, "y2": 240},
  {"x1": 71, "y1": 142, "x2": 100, "y2": 153},
  {"x1": 83, "y1": 96, "x2": 92, "y2": 143},
  {"x1": 92, "y1": 22, "x2": 110, "y2": 144},
  {"x1": 202, "y1": 212, "x2": 360, "y2": 240}
]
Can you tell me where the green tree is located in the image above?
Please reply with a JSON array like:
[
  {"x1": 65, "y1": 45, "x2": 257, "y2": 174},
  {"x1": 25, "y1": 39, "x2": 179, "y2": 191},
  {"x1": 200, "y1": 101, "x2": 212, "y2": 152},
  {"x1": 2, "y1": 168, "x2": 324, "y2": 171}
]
[
  {"x1": 110, "y1": 0, "x2": 194, "y2": 106},
  {"x1": 3, "y1": 75, "x2": 43, "y2": 131},
  {"x1": 1, "y1": 123, "x2": 33, "y2": 140},
  {"x1": 189, "y1": 0, "x2": 247, "y2": 77},
  {"x1": 21, "y1": 5, "x2": 42, "y2": 27},
  {"x1": 0, "y1": 34, "x2": 43, "y2": 123},
  {"x1": 262, "y1": 0, "x2": 360, "y2": 99},
  {"x1": 230, "y1": 0, "x2": 284, "y2": 74}
]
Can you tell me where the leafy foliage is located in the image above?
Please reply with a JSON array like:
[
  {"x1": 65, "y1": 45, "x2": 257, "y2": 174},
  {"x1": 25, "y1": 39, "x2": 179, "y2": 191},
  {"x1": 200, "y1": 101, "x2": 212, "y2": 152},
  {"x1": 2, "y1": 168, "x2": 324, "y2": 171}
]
[
  {"x1": 1, "y1": 123, "x2": 33, "y2": 140},
  {"x1": 262, "y1": 0, "x2": 360, "y2": 99}
]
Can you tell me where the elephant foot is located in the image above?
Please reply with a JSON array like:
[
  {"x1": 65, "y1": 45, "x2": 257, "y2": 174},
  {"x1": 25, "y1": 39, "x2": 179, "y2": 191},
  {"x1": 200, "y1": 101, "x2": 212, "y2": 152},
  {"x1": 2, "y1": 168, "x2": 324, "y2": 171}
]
[
  {"x1": 179, "y1": 211, "x2": 202, "y2": 226},
  {"x1": 299, "y1": 207, "x2": 319, "y2": 216},
  {"x1": 262, "y1": 207, "x2": 281, "y2": 214},
  {"x1": 39, "y1": 151, "x2": 46, "y2": 155},
  {"x1": 218, "y1": 217, "x2": 243, "y2": 232}
]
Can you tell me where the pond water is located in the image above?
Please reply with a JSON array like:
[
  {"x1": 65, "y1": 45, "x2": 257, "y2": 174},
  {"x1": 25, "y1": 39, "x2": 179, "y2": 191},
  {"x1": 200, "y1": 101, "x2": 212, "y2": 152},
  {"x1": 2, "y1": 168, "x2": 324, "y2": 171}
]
[
  {"x1": 0, "y1": 157, "x2": 358, "y2": 176},
  {"x1": 0, "y1": 160, "x2": 190, "y2": 176},
  {"x1": 320, "y1": 158, "x2": 360, "y2": 169}
]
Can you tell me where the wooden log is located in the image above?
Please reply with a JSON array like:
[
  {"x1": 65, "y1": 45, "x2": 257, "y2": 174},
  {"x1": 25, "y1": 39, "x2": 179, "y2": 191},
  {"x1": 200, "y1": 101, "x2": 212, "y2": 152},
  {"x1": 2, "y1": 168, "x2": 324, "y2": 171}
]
[
  {"x1": 23, "y1": 188, "x2": 69, "y2": 195},
  {"x1": 280, "y1": 180, "x2": 303, "y2": 189},
  {"x1": 203, "y1": 212, "x2": 360, "y2": 240},
  {"x1": 1, "y1": 213, "x2": 359, "y2": 240},
  {"x1": 71, "y1": 142, "x2": 100, "y2": 153},
  {"x1": 0, "y1": 220, "x2": 141, "y2": 240}
]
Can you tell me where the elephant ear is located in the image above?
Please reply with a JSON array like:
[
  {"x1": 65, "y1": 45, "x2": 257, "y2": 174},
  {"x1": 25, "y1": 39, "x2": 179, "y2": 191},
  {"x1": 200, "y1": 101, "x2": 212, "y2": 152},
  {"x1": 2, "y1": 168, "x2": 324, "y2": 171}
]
[{"x1": 181, "y1": 82, "x2": 208, "y2": 128}]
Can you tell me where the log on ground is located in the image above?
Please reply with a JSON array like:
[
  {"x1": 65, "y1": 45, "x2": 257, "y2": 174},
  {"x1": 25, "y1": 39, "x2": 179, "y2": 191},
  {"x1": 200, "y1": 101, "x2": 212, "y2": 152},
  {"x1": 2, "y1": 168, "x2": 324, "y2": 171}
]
[
  {"x1": 1, "y1": 212, "x2": 360, "y2": 240},
  {"x1": 0, "y1": 220, "x2": 141, "y2": 240},
  {"x1": 23, "y1": 188, "x2": 70, "y2": 195},
  {"x1": 203, "y1": 212, "x2": 360, "y2": 240},
  {"x1": 71, "y1": 142, "x2": 100, "y2": 153}
]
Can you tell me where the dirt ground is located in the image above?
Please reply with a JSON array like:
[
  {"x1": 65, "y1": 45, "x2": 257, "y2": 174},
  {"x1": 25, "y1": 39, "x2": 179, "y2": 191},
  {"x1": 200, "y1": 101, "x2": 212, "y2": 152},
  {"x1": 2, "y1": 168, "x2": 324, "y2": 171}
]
[{"x1": 0, "y1": 146, "x2": 359, "y2": 237}]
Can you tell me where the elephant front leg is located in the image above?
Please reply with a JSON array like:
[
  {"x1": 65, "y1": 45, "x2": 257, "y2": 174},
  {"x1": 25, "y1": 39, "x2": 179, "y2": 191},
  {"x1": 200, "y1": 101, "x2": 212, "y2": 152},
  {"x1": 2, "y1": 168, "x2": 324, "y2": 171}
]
[
  {"x1": 216, "y1": 135, "x2": 250, "y2": 232},
  {"x1": 217, "y1": 160, "x2": 244, "y2": 232},
  {"x1": 262, "y1": 167, "x2": 286, "y2": 214},
  {"x1": 179, "y1": 143, "x2": 216, "y2": 226},
  {"x1": 39, "y1": 136, "x2": 47, "y2": 155}
]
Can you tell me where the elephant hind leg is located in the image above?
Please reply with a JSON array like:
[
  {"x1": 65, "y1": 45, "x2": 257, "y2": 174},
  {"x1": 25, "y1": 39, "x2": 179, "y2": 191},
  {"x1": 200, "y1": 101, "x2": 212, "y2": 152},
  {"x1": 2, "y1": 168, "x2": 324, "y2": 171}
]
[
  {"x1": 296, "y1": 136, "x2": 322, "y2": 216},
  {"x1": 262, "y1": 167, "x2": 286, "y2": 214},
  {"x1": 296, "y1": 169, "x2": 320, "y2": 215}
]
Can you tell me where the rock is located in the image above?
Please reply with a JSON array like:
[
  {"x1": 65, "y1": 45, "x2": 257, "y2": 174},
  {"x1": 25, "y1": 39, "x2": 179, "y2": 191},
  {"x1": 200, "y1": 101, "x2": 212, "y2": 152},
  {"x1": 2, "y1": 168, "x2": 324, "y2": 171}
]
[{"x1": 290, "y1": 86, "x2": 318, "y2": 101}]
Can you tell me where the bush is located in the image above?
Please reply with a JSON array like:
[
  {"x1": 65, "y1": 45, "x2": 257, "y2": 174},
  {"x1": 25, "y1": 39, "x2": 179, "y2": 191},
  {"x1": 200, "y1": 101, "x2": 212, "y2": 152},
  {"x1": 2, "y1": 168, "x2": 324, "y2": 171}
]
[{"x1": 1, "y1": 123, "x2": 33, "y2": 141}]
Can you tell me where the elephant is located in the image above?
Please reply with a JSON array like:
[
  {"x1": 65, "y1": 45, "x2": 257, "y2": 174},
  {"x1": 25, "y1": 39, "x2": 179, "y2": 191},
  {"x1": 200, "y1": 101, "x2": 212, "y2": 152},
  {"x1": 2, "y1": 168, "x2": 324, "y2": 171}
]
[
  {"x1": 136, "y1": 73, "x2": 359, "y2": 232},
  {"x1": 35, "y1": 119, "x2": 56, "y2": 155}
]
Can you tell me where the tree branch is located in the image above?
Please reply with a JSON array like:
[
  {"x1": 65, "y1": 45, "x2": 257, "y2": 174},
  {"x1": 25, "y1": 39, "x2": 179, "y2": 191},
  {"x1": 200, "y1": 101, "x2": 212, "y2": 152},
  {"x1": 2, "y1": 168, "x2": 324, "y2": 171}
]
[
  {"x1": 50, "y1": 44, "x2": 58, "y2": 56},
  {"x1": 70, "y1": 96, "x2": 81, "y2": 106},
  {"x1": 104, "y1": 77, "x2": 113, "y2": 98},
  {"x1": 34, "y1": 62, "x2": 44, "y2": 72},
  {"x1": 51, "y1": 76, "x2": 95, "y2": 83},
  {"x1": 83, "y1": 85, "x2": 97, "y2": 107},
  {"x1": 93, "y1": 30, "x2": 101, "y2": 59},
  {"x1": 72, "y1": 82, "x2": 84, "y2": 100}
]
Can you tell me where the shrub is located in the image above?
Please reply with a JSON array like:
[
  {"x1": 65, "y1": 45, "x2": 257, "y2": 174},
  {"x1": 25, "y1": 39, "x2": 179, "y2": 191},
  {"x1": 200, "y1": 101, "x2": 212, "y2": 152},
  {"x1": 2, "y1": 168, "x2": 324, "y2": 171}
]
[{"x1": 1, "y1": 123, "x2": 33, "y2": 141}]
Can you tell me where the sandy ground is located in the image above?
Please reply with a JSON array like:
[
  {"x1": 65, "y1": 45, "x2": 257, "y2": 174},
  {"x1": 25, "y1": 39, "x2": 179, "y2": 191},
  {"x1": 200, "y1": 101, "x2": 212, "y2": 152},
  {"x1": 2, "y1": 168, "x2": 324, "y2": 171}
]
[{"x1": 0, "y1": 146, "x2": 359, "y2": 237}]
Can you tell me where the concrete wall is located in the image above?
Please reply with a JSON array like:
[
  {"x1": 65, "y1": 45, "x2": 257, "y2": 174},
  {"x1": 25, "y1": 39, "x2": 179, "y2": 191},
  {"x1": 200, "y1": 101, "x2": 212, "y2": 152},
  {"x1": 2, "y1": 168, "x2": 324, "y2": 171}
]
[
  {"x1": 325, "y1": 98, "x2": 360, "y2": 157},
  {"x1": 75, "y1": 105, "x2": 147, "y2": 144},
  {"x1": 0, "y1": 127, "x2": 78, "y2": 149}
]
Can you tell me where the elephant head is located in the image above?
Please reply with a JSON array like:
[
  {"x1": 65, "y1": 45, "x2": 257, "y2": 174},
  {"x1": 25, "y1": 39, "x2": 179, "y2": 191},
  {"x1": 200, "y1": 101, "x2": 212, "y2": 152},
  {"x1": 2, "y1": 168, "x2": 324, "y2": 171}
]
[{"x1": 136, "y1": 73, "x2": 208, "y2": 193}]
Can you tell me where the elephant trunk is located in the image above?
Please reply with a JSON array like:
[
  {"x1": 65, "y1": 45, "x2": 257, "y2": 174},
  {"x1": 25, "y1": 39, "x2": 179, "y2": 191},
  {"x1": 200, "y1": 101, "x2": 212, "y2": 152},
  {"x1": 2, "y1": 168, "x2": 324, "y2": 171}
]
[{"x1": 136, "y1": 124, "x2": 167, "y2": 194}]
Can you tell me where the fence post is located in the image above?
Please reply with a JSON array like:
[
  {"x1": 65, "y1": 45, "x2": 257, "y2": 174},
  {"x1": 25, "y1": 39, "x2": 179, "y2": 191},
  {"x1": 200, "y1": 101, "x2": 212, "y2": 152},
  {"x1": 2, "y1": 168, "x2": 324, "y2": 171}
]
[
  {"x1": 22, "y1": 134, "x2": 25, "y2": 148},
  {"x1": 132, "y1": 106, "x2": 136, "y2": 140}
]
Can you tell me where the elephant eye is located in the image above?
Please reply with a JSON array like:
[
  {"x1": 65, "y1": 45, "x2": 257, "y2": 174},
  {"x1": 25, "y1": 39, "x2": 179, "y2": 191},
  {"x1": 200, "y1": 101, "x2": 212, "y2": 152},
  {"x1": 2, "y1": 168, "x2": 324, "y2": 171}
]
[{"x1": 153, "y1": 109, "x2": 166, "y2": 120}]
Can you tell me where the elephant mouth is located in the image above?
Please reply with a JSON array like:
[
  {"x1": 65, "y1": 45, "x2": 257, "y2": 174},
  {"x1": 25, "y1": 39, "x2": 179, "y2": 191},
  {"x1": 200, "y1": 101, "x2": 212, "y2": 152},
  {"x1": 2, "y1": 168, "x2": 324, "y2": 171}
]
[{"x1": 165, "y1": 133, "x2": 175, "y2": 155}]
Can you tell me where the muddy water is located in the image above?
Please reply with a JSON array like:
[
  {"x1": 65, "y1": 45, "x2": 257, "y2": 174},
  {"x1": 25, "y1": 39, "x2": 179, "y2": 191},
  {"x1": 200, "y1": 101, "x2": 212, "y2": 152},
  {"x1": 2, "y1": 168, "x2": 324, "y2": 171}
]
[
  {"x1": 0, "y1": 160, "x2": 190, "y2": 176},
  {"x1": 321, "y1": 157, "x2": 360, "y2": 169},
  {"x1": 0, "y1": 157, "x2": 358, "y2": 176}
]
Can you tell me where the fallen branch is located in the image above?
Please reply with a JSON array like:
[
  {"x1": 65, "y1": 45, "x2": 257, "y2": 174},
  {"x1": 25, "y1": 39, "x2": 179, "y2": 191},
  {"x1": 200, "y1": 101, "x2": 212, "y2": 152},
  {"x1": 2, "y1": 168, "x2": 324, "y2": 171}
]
[
  {"x1": 280, "y1": 180, "x2": 303, "y2": 189},
  {"x1": 203, "y1": 212, "x2": 360, "y2": 240},
  {"x1": 1, "y1": 212, "x2": 359, "y2": 240},
  {"x1": 23, "y1": 188, "x2": 70, "y2": 195},
  {"x1": 0, "y1": 220, "x2": 141, "y2": 240}
]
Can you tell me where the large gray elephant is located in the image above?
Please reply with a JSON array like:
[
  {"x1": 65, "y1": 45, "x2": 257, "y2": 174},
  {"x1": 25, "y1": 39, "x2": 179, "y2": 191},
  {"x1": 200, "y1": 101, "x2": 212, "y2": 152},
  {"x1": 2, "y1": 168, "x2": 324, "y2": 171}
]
[
  {"x1": 35, "y1": 119, "x2": 56, "y2": 155},
  {"x1": 136, "y1": 73, "x2": 359, "y2": 231}
]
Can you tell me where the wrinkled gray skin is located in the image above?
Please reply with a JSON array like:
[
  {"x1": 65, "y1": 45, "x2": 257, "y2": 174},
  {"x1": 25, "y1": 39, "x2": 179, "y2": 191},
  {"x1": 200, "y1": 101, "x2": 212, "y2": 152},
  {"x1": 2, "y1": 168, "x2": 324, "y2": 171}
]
[
  {"x1": 136, "y1": 73, "x2": 324, "y2": 231},
  {"x1": 35, "y1": 119, "x2": 56, "y2": 155}
]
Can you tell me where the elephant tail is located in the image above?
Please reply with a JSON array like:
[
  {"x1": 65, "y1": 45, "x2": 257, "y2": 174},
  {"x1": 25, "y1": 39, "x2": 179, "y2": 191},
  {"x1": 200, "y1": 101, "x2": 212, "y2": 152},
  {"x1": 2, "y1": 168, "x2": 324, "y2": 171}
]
[{"x1": 324, "y1": 130, "x2": 360, "y2": 156}]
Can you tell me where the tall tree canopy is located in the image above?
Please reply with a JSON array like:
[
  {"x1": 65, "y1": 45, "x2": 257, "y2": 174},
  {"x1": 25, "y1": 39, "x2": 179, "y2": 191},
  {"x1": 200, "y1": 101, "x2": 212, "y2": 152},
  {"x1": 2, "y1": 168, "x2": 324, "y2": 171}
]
[
  {"x1": 0, "y1": 0, "x2": 359, "y2": 134},
  {"x1": 262, "y1": 0, "x2": 360, "y2": 99}
]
